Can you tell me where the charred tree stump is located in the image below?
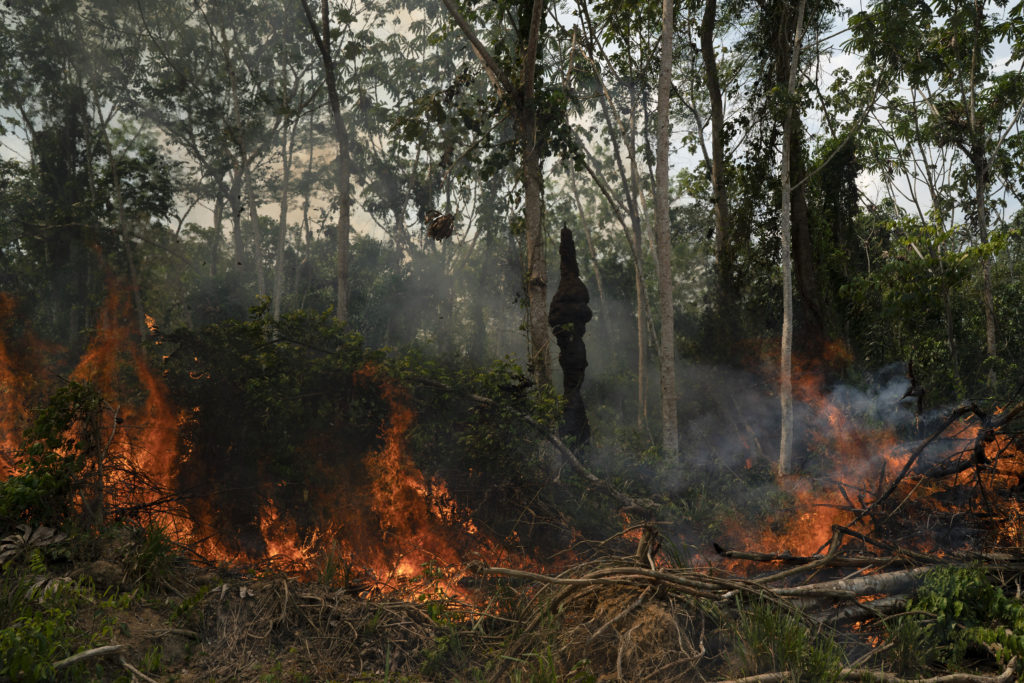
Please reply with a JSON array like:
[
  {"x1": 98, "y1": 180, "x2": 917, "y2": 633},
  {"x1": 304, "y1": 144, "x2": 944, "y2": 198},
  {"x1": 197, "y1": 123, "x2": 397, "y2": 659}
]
[{"x1": 548, "y1": 227, "x2": 592, "y2": 448}]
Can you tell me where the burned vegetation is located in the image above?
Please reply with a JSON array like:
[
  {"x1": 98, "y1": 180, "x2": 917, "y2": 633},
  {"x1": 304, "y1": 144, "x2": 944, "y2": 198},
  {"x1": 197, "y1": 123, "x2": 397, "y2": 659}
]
[{"x1": 3, "y1": 289, "x2": 1024, "y2": 681}]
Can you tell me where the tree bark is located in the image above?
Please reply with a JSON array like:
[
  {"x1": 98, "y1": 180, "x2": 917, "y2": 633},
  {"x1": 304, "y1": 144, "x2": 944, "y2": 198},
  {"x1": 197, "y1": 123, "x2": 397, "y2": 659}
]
[
  {"x1": 700, "y1": 0, "x2": 733, "y2": 301},
  {"x1": 242, "y1": 157, "x2": 266, "y2": 297},
  {"x1": 974, "y1": 151, "x2": 997, "y2": 387},
  {"x1": 655, "y1": 0, "x2": 677, "y2": 455},
  {"x1": 300, "y1": 0, "x2": 352, "y2": 324},
  {"x1": 520, "y1": 0, "x2": 551, "y2": 386},
  {"x1": 228, "y1": 168, "x2": 244, "y2": 268},
  {"x1": 438, "y1": 0, "x2": 551, "y2": 385},
  {"x1": 790, "y1": 132, "x2": 826, "y2": 352},
  {"x1": 211, "y1": 191, "x2": 224, "y2": 278},
  {"x1": 272, "y1": 125, "x2": 293, "y2": 321},
  {"x1": 778, "y1": 0, "x2": 807, "y2": 476}
]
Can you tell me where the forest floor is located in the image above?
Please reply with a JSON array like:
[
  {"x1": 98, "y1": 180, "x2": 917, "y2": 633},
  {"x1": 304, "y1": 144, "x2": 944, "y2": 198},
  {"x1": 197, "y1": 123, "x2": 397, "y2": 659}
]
[{"x1": 4, "y1": 521, "x2": 1024, "y2": 683}]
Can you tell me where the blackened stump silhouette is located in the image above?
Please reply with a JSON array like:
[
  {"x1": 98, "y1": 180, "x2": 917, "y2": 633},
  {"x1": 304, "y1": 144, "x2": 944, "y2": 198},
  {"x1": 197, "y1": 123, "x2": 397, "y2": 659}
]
[{"x1": 548, "y1": 227, "x2": 592, "y2": 447}]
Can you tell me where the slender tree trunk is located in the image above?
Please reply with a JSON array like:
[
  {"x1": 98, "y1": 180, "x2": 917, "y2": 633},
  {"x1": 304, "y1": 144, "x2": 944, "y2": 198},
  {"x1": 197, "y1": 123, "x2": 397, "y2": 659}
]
[
  {"x1": 437, "y1": 0, "x2": 550, "y2": 383},
  {"x1": 700, "y1": 0, "x2": 733, "y2": 300},
  {"x1": 111, "y1": 160, "x2": 147, "y2": 340},
  {"x1": 567, "y1": 166, "x2": 611, "y2": 342},
  {"x1": 243, "y1": 157, "x2": 266, "y2": 297},
  {"x1": 300, "y1": 0, "x2": 352, "y2": 324},
  {"x1": 655, "y1": 0, "x2": 677, "y2": 455},
  {"x1": 626, "y1": 91, "x2": 651, "y2": 428},
  {"x1": 790, "y1": 132, "x2": 826, "y2": 351},
  {"x1": 520, "y1": 0, "x2": 551, "y2": 386},
  {"x1": 273, "y1": 127, "x2": 294, "y2": 321},
  {"x1": 778, "y1": 0, "x2": 807, "y2": 476},
  {"x1": 212, "y1": 191, "x2": 224, "y2": 278},
  {"x1": 295, "y1": 114, "x2": 316, "y2": 300},
  {"x1": 974, "y1": 154, "x2": 997, "y2": 388},
  {"x1": 228, "y1": 169, "x2": 244, "y2": 268},
  {"x1": 521, "y1": 121, "x2": 550, "y2": 385},
  {"x1": 581, "y1": 39, "x2": 649, "y2": 421}
]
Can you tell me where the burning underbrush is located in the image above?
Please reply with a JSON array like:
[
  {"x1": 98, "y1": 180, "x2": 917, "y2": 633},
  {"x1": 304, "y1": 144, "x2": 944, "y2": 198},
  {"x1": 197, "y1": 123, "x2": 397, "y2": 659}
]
[{"x1": 6, "y1": 291, "x2": 1024, "y2": 679}]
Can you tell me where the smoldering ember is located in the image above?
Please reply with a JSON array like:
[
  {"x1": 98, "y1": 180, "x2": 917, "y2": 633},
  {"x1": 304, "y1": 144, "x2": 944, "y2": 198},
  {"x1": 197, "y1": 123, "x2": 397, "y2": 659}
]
[{"x1": 6, "y1": 2, "x2": 1024, "y2": 682}]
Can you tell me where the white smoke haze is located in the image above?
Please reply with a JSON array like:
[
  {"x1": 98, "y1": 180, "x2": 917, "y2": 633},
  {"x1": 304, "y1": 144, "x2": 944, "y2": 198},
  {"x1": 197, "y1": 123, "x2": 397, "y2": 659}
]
[{"x1": 577, "y1": 353, "x2": 973, "y2": 503}]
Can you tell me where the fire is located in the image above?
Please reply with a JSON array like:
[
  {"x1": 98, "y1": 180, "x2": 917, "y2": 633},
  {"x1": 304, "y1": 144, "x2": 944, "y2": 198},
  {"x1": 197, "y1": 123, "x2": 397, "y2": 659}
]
[
  {"x1": 722, "y1": 341, "x2": 1024, "y2": 563},
  {"x1": 0, "y1": 294, "x2": 26, "y2": 478},
  {"x1": 7, "y1": 286, "x2": 1024, "y2": 593},
  {"x1": 0, "y1": 285, "x2": 528, "y2": 598}
]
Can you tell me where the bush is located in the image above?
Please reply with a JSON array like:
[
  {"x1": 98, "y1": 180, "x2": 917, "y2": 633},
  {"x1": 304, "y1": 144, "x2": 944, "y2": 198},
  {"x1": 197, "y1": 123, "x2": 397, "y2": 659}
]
[
  {"x1": 0, "y1": 383, "x2": 105, "y2": 530},
  {"x1": 891, "y1": 566, "x2": 1024, "y2": 671}
]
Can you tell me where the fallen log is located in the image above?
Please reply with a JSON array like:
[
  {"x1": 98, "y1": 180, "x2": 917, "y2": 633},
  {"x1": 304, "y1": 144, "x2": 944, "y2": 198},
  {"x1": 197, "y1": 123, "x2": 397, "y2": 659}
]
[
  {"x1": 772, "y1": 566, "x2": 932, "y2": 600},
  {"x1": 821, "y1": 595, "x2": 907, "y2": 622}
]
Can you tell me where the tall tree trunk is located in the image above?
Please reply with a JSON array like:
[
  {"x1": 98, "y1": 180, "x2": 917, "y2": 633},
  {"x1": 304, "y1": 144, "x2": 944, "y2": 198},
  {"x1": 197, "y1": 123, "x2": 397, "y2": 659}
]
[
  {"x1": 521, "y1": 119, "x2": 550, "y2": 385},
  {"x1": 778, "y1": 0, "x2": 807, "y2": 476},
  {"x1": 273, "y1": 127, "x2": 294, "y2": 321},
  {"x1": 974, "y1": 152, "x2": 997, "y2": 388},
  {"x1": 520, "y1": 0, "x2": 551, "y2": 386},
  {"x1": 111, "y1": 160, "x2": 147, "y2": 340},
  {"x1": 301, "y1": 0, "x2": 352, "y2": 324},
  {"x1": 243, "y1": 157, "x2": 266, "y2": 297},
  {"x1": 212, "y1": 191, "x2": 224, "y2": 278},
  {"x1": 655, "y1": 0, "x2": 677, "y2": 455},
  {"x1": 437, "y1": 0, "x2": 550, "y2": 383},
  {"x1": 790, "y1": 132, "x2": 826, "y2": 352},
  {"x1": 228, "y1": 169, "x2": 244, "y2": 268},
  {"x1": 295, "y1": 113, "x2": 316, "y2": 301},
  {"x1": 700, "y1": 0, "x2": 733, "y2": 301}
]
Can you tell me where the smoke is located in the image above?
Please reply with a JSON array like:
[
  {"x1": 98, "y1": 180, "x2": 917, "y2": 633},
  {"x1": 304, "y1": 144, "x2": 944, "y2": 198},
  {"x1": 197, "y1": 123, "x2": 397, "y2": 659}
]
[{"x1": 579, "y1": 356, "x2": 939, "y2": 499}]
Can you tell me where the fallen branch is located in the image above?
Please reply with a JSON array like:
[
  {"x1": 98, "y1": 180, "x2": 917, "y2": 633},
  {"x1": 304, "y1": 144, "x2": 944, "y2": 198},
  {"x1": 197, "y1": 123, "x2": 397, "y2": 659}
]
[
  {"x1": 822, "y1": 595, "x2": 907, "y2": 622},
  {"x1": 716, "y1": 673, "x2": 791, "y2": 682},
  {"x1": 838, "y1": 654, "x2": 1018, "y2": 682},
  {"x1": 53, "y1": 644, "x2": 127, "y2": 670},
  {"x1": 849, "y1": 406, "x2": 974, "y2": 528},
  {"x1": 120, "y1": 656, "x2": 160, "y2": 683},
  {"x1": 772, "y1": 566, "x2": 932, "y2": 600},
  {"x1": 717, "y1": 656, "x2": 1018, "y2": 683}
]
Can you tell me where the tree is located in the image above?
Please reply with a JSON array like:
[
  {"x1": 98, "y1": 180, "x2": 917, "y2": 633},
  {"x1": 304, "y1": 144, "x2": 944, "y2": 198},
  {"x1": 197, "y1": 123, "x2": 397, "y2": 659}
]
[
  {"x1": 654, "y1": 0, "x2": 678, "y2": 454},
  {"x1": 849, "y1": 0, "x2": 1024, "y2": 393},
  {"x1": 778, "y1": 0, "x2": 807, "y2": 475},
  {"x1": 300, "y1": 0, "x2": 356, "y2": 324},
  {"x1": 438, "y1": 0, "x2": 554, "y2": 385}
]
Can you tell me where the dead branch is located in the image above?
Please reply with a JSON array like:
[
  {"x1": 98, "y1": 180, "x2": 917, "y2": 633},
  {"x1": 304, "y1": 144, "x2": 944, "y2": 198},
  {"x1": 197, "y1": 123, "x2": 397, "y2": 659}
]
[
  {"x1": 52, "y1": 644, "x2": 127, "y2": 670},
  {"x1": 772, "y1": 566, "x2": 933, "y2": 600},
  {"x1": 850, "y1": 405, "x2": 976, "y2": 527},
  {"x1": 838, "y1": 654, "x2": 1018, "y2": 682},
  {"x1": 716, "y1": 673, "x2": 792, "y2": 683},
  {"x1": 821, "y1": 595, "x2": 907, "y2": 622},
  {"x1": 120, "y1": 656, "x2": 160, "y2": 683},
  {"x1": 716, "y1": 656, "x2": 1018, "y2": 683}
]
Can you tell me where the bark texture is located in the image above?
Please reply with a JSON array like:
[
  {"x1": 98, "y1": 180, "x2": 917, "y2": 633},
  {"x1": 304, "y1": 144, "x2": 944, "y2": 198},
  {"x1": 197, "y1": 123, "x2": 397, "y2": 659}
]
[
  {"x1": 548, "y1": 228, "x2": 592, "y2": 447},
  {"x1": 778, "y1": 0, "x2": 807, "y2": 476},
  {"x1": 655, "y1": 0, "x2": 678, "y2": 455}
]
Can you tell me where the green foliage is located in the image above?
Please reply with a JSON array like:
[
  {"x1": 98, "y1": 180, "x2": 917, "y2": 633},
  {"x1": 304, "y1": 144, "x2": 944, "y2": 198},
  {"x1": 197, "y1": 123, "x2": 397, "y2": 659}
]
[
  {"x1": 118, "y1": 523, "x2": 177, "y2": 588},
  {"x1": 0, "y1": 573, "x2": 124, "y2": 682},
  {"x1": 893, "y1": 566, "x2": 1024, "y2": 670},
  {"x1": 397, "y1": 352, "x2": 564, "y2": 546},
  {"x1": 162, "y1": 306, "x2": 564, "y2": 559},
  {"x1": 0, "y1": 382, "x2": 104, "y2": 529},
  {"x1": 163, "y1": 305, "x2": 386, "y2": 558},
  {"x1": 727, "y1": 597, "x2": 844, "y2": 682}
]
